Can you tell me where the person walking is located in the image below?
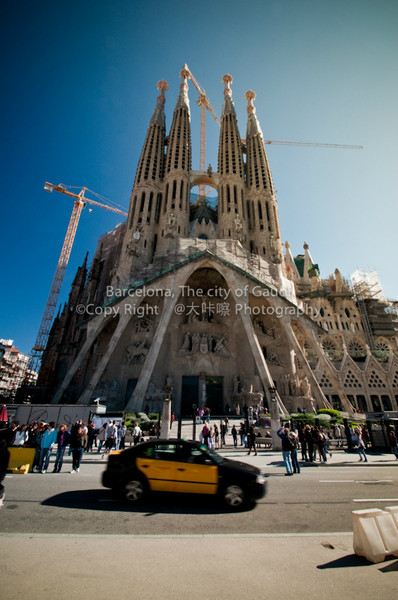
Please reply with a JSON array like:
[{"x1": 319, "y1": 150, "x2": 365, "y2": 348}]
[
  {"x1": 247, "y1": 426, "x2": 258, "y2": 456},
  {"x1": 97, "y1": 423, "x2": 107, "y2": 453},
  {"x1": 355, "y1": 427, "x2": 368, "y2": 462},
  {"x1": 70, "y1": 423, "x2": 85, "y2": 473},
  {"x1": 298, "y1": 425, "x2": 308, "y2": 462},
  {"x1": 200, "y1": 423, "x2": 210, "y2": 446},
  {"x1": 238, "y1": 422, "x2": 245, "y2": 447},
  {"x1": 53, "y1": 424, "x2": 70, "y2": 473},
  {"x1": 289, "y1": 431, "x2": 300, "y2": 474},
  {"x1": 388, "y1": 429, "x2": 398, "y2": 459},
  {"x1": 277, "y1": 425, "x2": 294, "y2": 476},
  {"x1": 132, "y1": 422, "x2": 142, "y2": 446},
  {"x1": 316, "y1": 428, "x2": 328, "y2": 463},
  {"x1": 231, "y1": 425, "x2": 238, "y2": 448}
]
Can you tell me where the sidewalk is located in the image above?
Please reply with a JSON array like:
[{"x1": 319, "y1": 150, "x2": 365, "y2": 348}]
[{"x1": 1, "y1": 532, "x2": 397, "y2": 600}]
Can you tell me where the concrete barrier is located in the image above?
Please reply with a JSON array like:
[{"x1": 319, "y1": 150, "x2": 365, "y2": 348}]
[
  {"x1": 353, "y1": 507, "x2": 398, "y2": 563},
  {"x1": 7, "y1": 447, "x2": 36, "y2": 473}
]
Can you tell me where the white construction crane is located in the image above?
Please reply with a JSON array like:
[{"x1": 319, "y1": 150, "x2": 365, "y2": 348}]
[{"x1": 30, "y1": 183, "x2": 127, "y2": 373}]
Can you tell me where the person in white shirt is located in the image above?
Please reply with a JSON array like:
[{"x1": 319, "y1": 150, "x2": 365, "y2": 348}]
[{"x1": 132, "y1": 423, "x2": 142, "y2": 445}]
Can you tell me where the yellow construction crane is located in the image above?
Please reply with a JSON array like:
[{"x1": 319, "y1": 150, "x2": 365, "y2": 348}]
[
  {"x1": 184, "y1": 64, "x2": 220, "y2": 197},
  {"x1": 30, "y1": 183, "x2": 127, "y2": 372}
]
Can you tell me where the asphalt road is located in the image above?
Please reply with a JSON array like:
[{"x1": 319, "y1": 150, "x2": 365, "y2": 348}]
[{"x1": 1, "y1": 455, "x2": 398, "y2": 535}]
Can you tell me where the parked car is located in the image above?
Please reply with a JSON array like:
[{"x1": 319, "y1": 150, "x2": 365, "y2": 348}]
[{"x1": 102, "y1": 438, "x2": 266, "y2": 510}]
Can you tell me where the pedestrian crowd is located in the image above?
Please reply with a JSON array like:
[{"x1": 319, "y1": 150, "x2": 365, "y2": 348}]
[{"x1": 3, "y1": 419, "x2": 143, "y2": 474}]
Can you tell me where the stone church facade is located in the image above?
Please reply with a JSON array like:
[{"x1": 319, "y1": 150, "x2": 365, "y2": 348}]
[{"x1": 39, "y1": 68, "x2": 398, "y2": 417}]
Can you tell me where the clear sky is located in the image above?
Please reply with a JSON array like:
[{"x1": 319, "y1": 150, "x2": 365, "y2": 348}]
[{"x1": 1, "y1": 0, "x2": 397, "y2": 354}]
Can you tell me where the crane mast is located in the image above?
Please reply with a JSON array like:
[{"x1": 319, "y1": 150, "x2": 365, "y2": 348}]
[{"x1": 29, "y1": 183, "x2": 127, "y2": 373}]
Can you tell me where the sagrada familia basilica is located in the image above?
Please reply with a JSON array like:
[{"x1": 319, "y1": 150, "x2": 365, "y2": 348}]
[{"x1": 38, "y1": 67, "x2": 398, "y2": 417}]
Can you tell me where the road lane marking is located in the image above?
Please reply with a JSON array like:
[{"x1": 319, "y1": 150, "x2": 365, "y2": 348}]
[
  {"x1": 320, "y1": 480, "x2": 355, "y2": 483},
  {"x1": 352, "y1": 498, "x2": 398, "y2": 503},
  {"x1": 320, "y1": 480, "x2": 393, "y2": 484}
]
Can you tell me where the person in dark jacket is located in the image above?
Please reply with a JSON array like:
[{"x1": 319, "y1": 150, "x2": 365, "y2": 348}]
[
  {"x1": 53, "y1": 424, "x2": 70, "y2": 473},
  {"x1": 247, "y1": 426, "x2": 258, "y2": 456},
  {"x1": 69, "y1": 422, "x2": 85, "y2": 473},
  {"x1": 277, "y1": 425, "x2": 293, "y2": 476},
  {"x1": 388, "y1": 429, "x2": 398, "y2": 459}
]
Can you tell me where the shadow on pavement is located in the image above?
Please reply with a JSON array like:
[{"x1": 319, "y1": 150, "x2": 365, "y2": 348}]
[
  {"x1": 317, "y1": 554, "x2": 370, "y2": 569},
  {"x1": 379, "y1": 560, "x2": 398, "y2": 573},
  {"x1": 41, "y1": 489, "x2": 255, "y2": 515}
]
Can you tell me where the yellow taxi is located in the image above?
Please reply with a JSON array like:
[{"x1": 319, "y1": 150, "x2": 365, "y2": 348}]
[{"x1": 102, "y1": 439, "x2": 266, "y2": 510}]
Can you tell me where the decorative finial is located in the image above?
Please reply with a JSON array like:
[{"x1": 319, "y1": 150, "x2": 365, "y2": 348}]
[
  {"x1": 285, "y1": 240, "x2": 290, "y2": 249},
  {"x1": 180, "y1": 65, "x2": 190, "y2": 80},
  {"x1": 156, "y1": 80, "x2": 168, "y2": 106},
  {"x1": 157, "y1": 80, "x2": 169, "y2": 93},
  {"x1": 223, "y1": 74, "x2": 233, "y2": 97},
  {"x1": 245, "y1": 90, "x2": 256, "y2": 114},
  {"x1": 303, "y1": 242, "x2": 309, "y2": 250}
]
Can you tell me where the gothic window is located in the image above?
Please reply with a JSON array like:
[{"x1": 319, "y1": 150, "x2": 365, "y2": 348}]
[
  {"x1": 226, "y1": 185, "x2": 231, "y2": 212},
  {"x1": 129, "y1": 195, "x2": 137, "y2": 229},
  {"x1": 139, "y1": 192, "x2": 145, "y2": 212},
  {"x1": 319, "y1": 373, "x2": 332, "y2": 388},
  {"x1": 155, "y1": 193, "x2": 162, "y2": 224},
  {"x1": 163, "y1": 183, "x2": 169, "y2": 213},
  {"x1": 147, "y1": 192, "x2": 153, "y2": 224},
  {"x1": 368, "y1": 370, "x2": 386, "y2": 388},
  {"x1": 371, "y1": 395, "x2": 382, "y2": 411},
  {"x1": 381, "y1": 395, "x2": 392, "y2": 411},
  {"x1": 348, "y1": 340, "x2": 367, "y2": 359},
  {"x1": 344, "y1": 370, "x2": 361, "y2": 388},
  {"x1": 373, "y1": 341, "x2": 390, "y2": 362},
  {"x1": 322, "y1": 339, "x2": 337, "y2": 360},
  {"x1": 392, "y1": 372, "x2": 398, "y2": 388},
  {"x1": 246, "y1": 201, "x2": 252, "y2": 229}
]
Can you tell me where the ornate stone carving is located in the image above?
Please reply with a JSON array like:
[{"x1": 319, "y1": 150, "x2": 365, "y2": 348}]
[
  {"x1": 299, "y1": 376, "x2": 312, "y2": 399},
  {"x1": 179, "y1": 333, "x2": 229, "y2": 357},
  {"x1": 134, "y1": 315, "x2": 155, "y2": 334},
  {"x1": 126, "y1": 241, "x2": 140, "y2": 257},
  {"x1": 125, "y1": 340, "x2": 149, "y2": 364}
]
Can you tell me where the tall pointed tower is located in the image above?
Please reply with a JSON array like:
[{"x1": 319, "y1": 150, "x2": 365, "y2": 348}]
[
  {"x1": 116, "y1": 80, "x2": 168, "y2": 285},
  {"x1": 217, "y1": 74, "x2": 248, "y2": 244},
  {"x1": 156, "y1": 66, "x2": 192, "y2": 256},
  {"x1": 244, "y1": 90, "x2": 283, "y2": 263}
]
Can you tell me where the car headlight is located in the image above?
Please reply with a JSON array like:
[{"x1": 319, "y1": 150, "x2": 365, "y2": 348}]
[{"x1": 256, "y1": 474, "x2": 266, "y2": 485}]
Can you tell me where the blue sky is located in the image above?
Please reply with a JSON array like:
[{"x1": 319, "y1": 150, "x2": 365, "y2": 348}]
[{"x1": 1, "y1": 0, "x2": 397, "y2": 354}]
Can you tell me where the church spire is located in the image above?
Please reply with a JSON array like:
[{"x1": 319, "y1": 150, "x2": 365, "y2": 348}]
[
  {"x1": 156, "y1": 66, "x2": 192, "y2": 256},
  {"x1": 217, "y1": 74, "x2": 247, "y2": 244},
  {"x1": 244, "y1": 89, "x2": 282, "y2": 263},
  {"x1": 134, "y1": 80, "x2": 168, "y2": 187},
  {"x1": 165, "y1": 66, "x2": 191, "y2": 175}
]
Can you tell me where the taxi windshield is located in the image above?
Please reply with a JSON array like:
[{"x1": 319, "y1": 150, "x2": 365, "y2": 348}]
[{"x1": 199, "y1": 445, "x2": 224, "y2": 465}]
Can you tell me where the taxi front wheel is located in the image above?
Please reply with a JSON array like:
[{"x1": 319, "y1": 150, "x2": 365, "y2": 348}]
[
  {"x1": 222, "y1": 484, "x2": 250, "y2": 510},
  {"x1": 124, "y1": 478, "x2": 147, "y2": 504}
]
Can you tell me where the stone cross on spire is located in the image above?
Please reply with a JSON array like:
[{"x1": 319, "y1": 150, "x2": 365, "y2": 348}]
[
  {"x1": 176, "y1": 64, "x2": 190, "y2": 110},
  {"x1": 150, "y1": 80, "x2": 168, "y2": 126}
]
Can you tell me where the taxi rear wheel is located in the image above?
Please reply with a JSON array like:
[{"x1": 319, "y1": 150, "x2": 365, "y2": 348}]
[
  {"x1": 222, "y1": 484, "x2": 248, "y2": 510},
  {"x1": 124, "y1": 478, "x2": 147, "y2": 504}
]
